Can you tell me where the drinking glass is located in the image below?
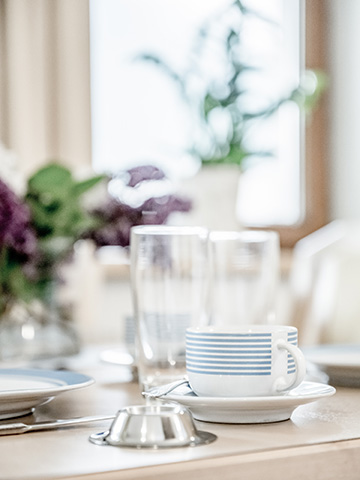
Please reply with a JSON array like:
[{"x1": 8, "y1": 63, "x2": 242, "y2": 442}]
[
  {"x1": 130, "y1": 225, "x2": 209, "y2": 391},
  {"x1": 208, "y1": 230, "x2": 280, "y2": 326}
]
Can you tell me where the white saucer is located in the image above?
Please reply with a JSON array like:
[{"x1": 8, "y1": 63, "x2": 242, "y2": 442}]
[
  {"x1": 0, "y1": 368, "x2": 94, "y2": 419},
  {"x1": 163, "y1": 381, "x2": 336, "y2": 424},
  {"x1": 304, "y1": 344, "x2": 360, "y2": 387}
]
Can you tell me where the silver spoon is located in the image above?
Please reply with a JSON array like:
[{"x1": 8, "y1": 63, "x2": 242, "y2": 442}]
[
  {"x1": 0, "y1": 414, "x2": 115, "y2": 436},
  {"x1": 142, "y1": 378, "x2": 190, "y2": 399}
]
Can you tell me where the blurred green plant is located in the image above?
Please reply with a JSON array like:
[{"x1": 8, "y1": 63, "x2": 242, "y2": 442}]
[
  {"x1": 0, "y1": 162, "x2": 191, "y2": 316},
  {"x1": 22, "y1": 164, "x2": 105, "y2": 303},
  {"x1": 26, "y1": 163, "x2": 104, "y2": 249},
  {"x1": 139, "y1": 0, "x2": 326, "y2": 170},
  {"x1": 0, "y1": 164, "x2": 106, "y2": 314}
]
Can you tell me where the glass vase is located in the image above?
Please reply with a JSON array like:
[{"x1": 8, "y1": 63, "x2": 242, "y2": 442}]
[{"x1": 0, "y1": 295, "x2": 80, "y2": 363}]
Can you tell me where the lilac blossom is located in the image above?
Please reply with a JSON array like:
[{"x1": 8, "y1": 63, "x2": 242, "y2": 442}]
[
  {"x1": 141, "y1": 195, "x2": 192, "y2": 225},
  {"x1": 85, "y1": 165, "x2": 192, "y2": 248},
  {"x1": 0, "y1": 179, "x2": 37, "y2": 258},
  {"x1": 86, "y1": 194, "x2": 191, "y2": 248},
  {"x1": 126, "y1": 165, "x2": 165, "y2": 187},
  {"x1": 86, "y1": 200, "x2": 143, "y2": 247}
]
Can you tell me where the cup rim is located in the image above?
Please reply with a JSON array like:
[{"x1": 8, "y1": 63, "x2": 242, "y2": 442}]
[{"x1": 187, "y1": 325, "x2": 297, "y2": 335}]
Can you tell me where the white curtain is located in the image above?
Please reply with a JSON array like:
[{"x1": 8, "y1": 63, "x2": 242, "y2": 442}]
[{"x1": 0, "y1": 0, "x2": 91, "y2": 176}]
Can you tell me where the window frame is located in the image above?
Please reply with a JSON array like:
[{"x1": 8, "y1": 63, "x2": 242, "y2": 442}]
[{"x1": 270, "y1": 0, "x2": 329, "y2": 248}]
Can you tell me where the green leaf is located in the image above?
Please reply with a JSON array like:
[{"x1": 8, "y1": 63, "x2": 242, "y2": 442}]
[
  {"x1": 28, "y1": 163, "x2": 72, "y2": 192},
  {"x1": 73, "y1": 175, "x2": 106, "y2": 196},
  {"x1": 202, "y1": 142, "x2": 248, "y2": 168},
  {"x1": 135, "y1": 54, "x2": 186, "y2": 94},
  {"x1": 226, "y1": 29, "x2": 238, "y2": 50},
  {"x1": 25, "y1": 162, "x2": 107, "y2": 242},
  {"x1": 224, "y1": 143, "x2": 249, "y2": 166},
  {"x1": 203, "y1": 94, "x2": 221, "y2": 118},
  {"x1": 290, "y1": 69, "x2": 328, "y2": 114},
  {"x1": 7, "y1": 265, "x2": 38, "y2": 304},
  {"x1": 233, "y1": 0, "x2": 248, "y2": 14},
  {"x1": 25, "y1": 196, "x2": 56, "y2": 237}
]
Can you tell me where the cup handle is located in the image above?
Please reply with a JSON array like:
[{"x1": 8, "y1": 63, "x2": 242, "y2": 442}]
[{"x1": 274, "y1": 339, "x2": 307, "y2": 393}]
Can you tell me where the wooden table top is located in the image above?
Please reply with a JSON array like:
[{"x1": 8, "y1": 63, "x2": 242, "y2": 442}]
[{"x1": 1, "y1": 347, "x2": 360, "y2": 480}]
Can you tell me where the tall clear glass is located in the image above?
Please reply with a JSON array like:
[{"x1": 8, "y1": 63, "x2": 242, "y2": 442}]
[
  {"x1": 130, "y1": 225, "x2": 209, "y2": 391},
  {"x1": 208, "y1": 230, "x2": 280, "y2": 327}
]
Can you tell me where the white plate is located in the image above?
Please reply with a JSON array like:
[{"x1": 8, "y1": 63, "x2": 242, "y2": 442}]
[
  {"x1": 100, "y1": 349, "x2": 135, "y2": 367},
  {"x1": 0, "y1": 368, "x2": 94, "y2": 419},
  {"x1": 163, "y1": 381, "x2": 336, "y2": 424},
  {"x1": 304, "y1": 344, "x2": 360, "y2": 387}
]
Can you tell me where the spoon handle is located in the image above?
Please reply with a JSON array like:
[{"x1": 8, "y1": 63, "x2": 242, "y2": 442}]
[
  {"x1": 0, "y1": 415, "x2": 115, "y2": 435},
  {"x1": 142, "y1": 379, "x2": 189, "y2": 398},
  {"x1": 0, "y1": 423, "x2": 30, "y2": 435}
]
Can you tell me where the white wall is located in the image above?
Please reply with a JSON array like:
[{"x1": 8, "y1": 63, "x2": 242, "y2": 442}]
[{"x1": 328, "y1": 1, "x2": 360, "y2": 220}]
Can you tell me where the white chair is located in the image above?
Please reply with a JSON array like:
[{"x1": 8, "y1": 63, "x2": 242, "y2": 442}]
[{"x1": 288, "y1": 220, "x2": 360, "y2": 346}]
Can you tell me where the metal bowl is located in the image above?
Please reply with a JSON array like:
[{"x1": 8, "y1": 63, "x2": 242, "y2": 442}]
[{"x1": 89, "y1": 403, "x2": 216, "y2": 449}]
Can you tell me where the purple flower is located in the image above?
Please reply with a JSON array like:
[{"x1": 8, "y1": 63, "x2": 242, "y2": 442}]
[
  {"x1": 125, "y1": 165, "x2": 166, "y2": 187},
  {"x1": 0, "y1": 179, "x2": 37, "y2": 258},
  {"x1": 87, "y1": 200, "x2": 143, "y2": 247},
  {"x1": 141, "y1": 195, "x2": 192, "y2": 225},
  {"x1": 85, "y1": 180, "x2": 192, "y2": 248},
  {"x1": 84, "y1": 165, "x2": 192, "y2": 248}
]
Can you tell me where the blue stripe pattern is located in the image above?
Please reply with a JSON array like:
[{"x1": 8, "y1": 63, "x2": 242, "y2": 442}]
[
  {"x1": 187, "y1": 356, "x2": 271, "y2": 365},
  {"x1": 187, "y1": 359, "x2": 271, "y2": 366},
  {"x1": 187, "y1": 363, "x2": 271, "y2": 374},
  {"x1": 186, "y1": 347, "x2": 272, "y2": 354},
  {"x1": 186, "y1": 332, "x2": 272, "y2": 338},
  {"x1": 186, "y1": 330, "x2": 299, "y2": 377},
  {"x1": 186, "y1": 353, "x2": 272, "y2": 360},
  {"x1": 186, "y1": 332, "x2": 273, "y2": 376},
  {"x1": 287, "y1": 331, "x2": 298, "y2": 374},
  {"x1": 187, "y1": 367, "x2": 272, "y2": 375},
  {"x1": 187, "y1": 338, "x2": 271, "y2": 344}
]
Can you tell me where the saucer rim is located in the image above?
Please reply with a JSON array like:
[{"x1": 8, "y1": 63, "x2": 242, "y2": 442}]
[
  {"x1": 163, "y1": 381, "x2": 336, "y2": 424},
  {"x1": 164, "y1": 381, "x2": 336, "y2": 406}
]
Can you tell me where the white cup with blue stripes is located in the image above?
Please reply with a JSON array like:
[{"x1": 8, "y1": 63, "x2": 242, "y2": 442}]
[{"x1": 186, "y1": 325, "x2": 306, "y2": 397}]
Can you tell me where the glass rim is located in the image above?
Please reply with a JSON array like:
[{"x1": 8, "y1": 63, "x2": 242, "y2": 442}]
[
  {"x1": 131, "y1": 225, "x2": 209, "y2": 237},
  {"x1": 209, "y1": 229, "x2": 279, "y2": 243}
]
